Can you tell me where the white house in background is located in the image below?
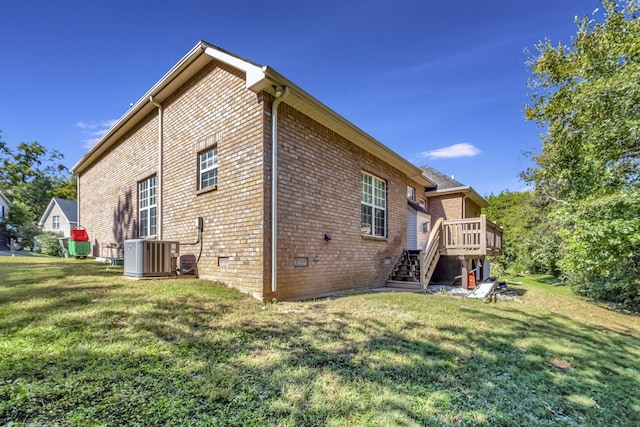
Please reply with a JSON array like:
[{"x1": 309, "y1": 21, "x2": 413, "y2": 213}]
[
  {"x1": 39, "y1": 198, "x2": 78, "y2": 237},
  {"x1": 0, "y1": 191, "x2": 11, "y2": 224}
]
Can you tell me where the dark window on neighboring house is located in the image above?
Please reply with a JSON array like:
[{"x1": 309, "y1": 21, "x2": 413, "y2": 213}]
[
  {"x1": 361, "y1": 171, "x2": 386, "y2": 238},
  {"x1": 52, "y1": 215, "x2": 60, "y2": 229},
  {"x1": 199, "y1": 146, "x2": 218, "y2": 191},
  {"x1": 139, "y1": 176, "x2": 157, "y2": 238}
]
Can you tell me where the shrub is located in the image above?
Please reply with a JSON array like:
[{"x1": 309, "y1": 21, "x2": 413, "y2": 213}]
[{"x1": 37, "y1": 231, "x2": 64, "y2": 257}]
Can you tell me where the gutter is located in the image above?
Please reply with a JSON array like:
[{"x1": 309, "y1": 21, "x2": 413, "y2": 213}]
[{"x1": 271, "y1": 86, "x2": 290, "y2": 293}]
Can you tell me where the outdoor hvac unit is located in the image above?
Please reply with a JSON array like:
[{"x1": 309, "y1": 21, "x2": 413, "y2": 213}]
[{"x1": 123, "y1": 239, "x2": 179, "y2": 278}]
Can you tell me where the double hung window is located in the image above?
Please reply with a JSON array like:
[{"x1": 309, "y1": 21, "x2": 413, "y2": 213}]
[
  {"x1": 139, "y1": 176, "x2": 157, "y2": 238},
  {"x1": 199, "y1": 147, "x2": 218, "y2": 191},
  {"x1": 361, "y1": 172, "x2": 386, "y2": 238},
  {"x1": 407, "y1": 186, "x2": 416, "y2": 202}
]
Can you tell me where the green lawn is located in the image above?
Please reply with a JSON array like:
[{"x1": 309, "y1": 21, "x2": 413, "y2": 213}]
[{"x1": 1, "y1": 257, "x2": 639, "y2": 426}]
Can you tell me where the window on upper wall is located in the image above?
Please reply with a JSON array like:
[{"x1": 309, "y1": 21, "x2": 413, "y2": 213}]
[
  {"x1": 361, "y1": 171, "x2": 387, "y2": 238},
  {"x1": 419, "y1": 198, "x2": 426, "y2": 210},
  {"x1": 407, "y1": 185, "x2": 416, "y2": 202},
  {"x1": 52, "y1": 215, "x2": 60, "y2": 229},
  {"x1": 199, "y1": 146, "x2": 218, "y2": 191},
  {"x1": 139, "y1": 176, "x2": 157, "y2": 238}
]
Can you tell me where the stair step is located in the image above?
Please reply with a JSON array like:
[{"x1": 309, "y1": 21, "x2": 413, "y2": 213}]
[
  {"x1": 390, "y1": 276, "x2": 418, "y2": 282},
  {"x1": 386, "y1": 280, "x2": 423, "y2": 290}
]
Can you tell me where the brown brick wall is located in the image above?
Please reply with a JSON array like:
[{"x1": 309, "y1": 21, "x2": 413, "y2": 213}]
[
  {"x1": 79, "y1": 60, "x2": 414, "y2": 301},
  {"x1": 79, "y1": 60, "x2": 267, "y2": 297},
  {"x1": 79, "y1": 113, "x2": 159, "y2": 257},
  {"x1": 427, "y1": 194, "x2": 463, "y2": 221},
  {"x1": 159, "y1": 61, "x2": 267, "y2": 297},
  {"x1": 265, "y1": 103, "x2": 406, "y2": 301}
]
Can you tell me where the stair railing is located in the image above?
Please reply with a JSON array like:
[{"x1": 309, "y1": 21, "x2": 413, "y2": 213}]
[{"x1": 420, "y1": 218, "x2": 443, "y2": 286}]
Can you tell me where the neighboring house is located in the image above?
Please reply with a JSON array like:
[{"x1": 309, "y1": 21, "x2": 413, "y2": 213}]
[
  {"x1": 0, "y1": 190, "x2": 10, "y2": 225},
  {"x1": 0, "y1": 190, "x2": 12, "y2": 250},
  {"x1": 71, "y1": 40, "x2": 501, "y2": 301},
  {"x1": 39, "y1": 198, "x2": 78, "y2": 237}
]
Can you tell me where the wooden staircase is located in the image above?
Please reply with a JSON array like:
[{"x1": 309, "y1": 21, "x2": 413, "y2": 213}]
[
  {"x1": 387, "y1": 250, "x2": 422, "y2": 289},
  {"x1": 386, "y1": 218, "x2": 443, "y2": 291}
]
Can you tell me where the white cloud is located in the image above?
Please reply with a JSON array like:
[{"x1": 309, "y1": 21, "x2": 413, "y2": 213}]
[
  {"x1": 77, "y1": 119, "x2": 117, "y2": 148},
  {"x1": 419, "y1": 143, "x2": 481, "y2": 159}
]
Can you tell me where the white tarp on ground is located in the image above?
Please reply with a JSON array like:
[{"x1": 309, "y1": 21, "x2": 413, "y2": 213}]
[{"x1": 468, "y1": 281, "x2": 497, "y2": 299}]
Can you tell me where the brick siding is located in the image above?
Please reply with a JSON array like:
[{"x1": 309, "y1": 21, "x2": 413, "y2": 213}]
[
  {"x1": 79, "y1": 60, "x2": 411, "y2": 300},
  {"x1": 265, "y1": 103, "x2": 406, "y2": 300}
]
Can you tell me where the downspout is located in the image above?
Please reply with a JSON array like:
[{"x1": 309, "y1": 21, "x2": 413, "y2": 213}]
[
  {"x1": 76, "y1": 173, "x2": 80, "y2": 227},
  {"x1": 150, "y1": 96, "x2": 163, "y2": 240},
  {"x1": 271, "y1": 86, "x2": 289, "y2": 293}
]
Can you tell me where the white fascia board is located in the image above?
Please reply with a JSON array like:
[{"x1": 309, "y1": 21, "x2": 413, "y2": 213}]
[{"x1": 203, "y1": 47, "x2": 265, "y2": 89}]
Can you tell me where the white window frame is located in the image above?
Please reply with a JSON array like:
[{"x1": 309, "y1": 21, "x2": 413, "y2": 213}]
[
  {"x1": 407, "y1": 186, "x2": 416, "y2": 202},
  {"x1": 52, "y1": 215, "x2": 60, "y2": 229},
  {"x1": 199, "y1": 146, "x2": 218, "y2": 191},
  {"x1": 419, "y1": 198, "x2": 426, "y2": 210},
  {"x1": 139, "y1": 176, "x2": 157, "y2": 238},
  {"x1": 361, "y1": 171, "x2": 387, "y2": 238}
]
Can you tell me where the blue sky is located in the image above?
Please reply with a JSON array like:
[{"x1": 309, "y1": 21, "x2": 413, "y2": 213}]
[{"x1": 0, "y1": 0, "x2": 602, "y2": 195}]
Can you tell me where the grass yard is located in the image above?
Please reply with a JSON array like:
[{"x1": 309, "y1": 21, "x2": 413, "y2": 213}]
[{"x1": 1, "y1": 257, "x2": 639, "y2": 426}]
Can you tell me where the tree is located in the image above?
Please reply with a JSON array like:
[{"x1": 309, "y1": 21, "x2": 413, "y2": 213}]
[
  {"x1": 0, "y1": 132, "x2": 76, "y2": 220},
  {"x1": 525, "y1": 0, "x2": 640, "y2": 309},
  {"x1": 484, "y1": 191, "x2": 560, "y2": 275}
]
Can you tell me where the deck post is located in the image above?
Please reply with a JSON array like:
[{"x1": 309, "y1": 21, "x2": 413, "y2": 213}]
[
  {"x1": 460, "y1": 255, "x2": 468, "y2": 289},
  {"x1": 480, "y1": 214, "x2": 487, "y2": 255}
]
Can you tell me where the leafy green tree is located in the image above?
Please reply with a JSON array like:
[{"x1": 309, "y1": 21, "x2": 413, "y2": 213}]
[
  {"x1": 485, "y1": 191, "x2": 560, "y2": 275},
  {"x1": 525, "y1": 0, "x2": 640, "y2": 309},
  {"x1": 0, "y1": 132, "x2": 76, "y2": 220}
]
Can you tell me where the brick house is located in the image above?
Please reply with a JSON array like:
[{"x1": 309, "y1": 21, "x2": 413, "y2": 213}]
[{"x1": 71, "y1": 41, "x2": 501, "y2": 300}]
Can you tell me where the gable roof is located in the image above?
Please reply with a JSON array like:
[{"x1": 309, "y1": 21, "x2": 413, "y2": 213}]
[
  {"x1": 38, "y1": 198, "x2": 78, "y2": 226},
  {"x1": 0, "y1": 190, "x2": 11, "y2": 207},
  {"x1": 71, "y1": 40, "x2": 435, "y2": 188},
  {"x1": 420, "y1": 165, "x2": 488, "y2": 208}
]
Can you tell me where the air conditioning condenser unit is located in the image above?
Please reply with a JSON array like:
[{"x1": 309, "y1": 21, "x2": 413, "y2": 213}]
[{"x1": 123, "y1": 239, "x2": 179, "y2": 278}]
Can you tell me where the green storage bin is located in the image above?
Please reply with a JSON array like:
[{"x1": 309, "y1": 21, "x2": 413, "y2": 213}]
[{"x1": 68, "y1": 239, "x2": 91, "y2": 257}]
